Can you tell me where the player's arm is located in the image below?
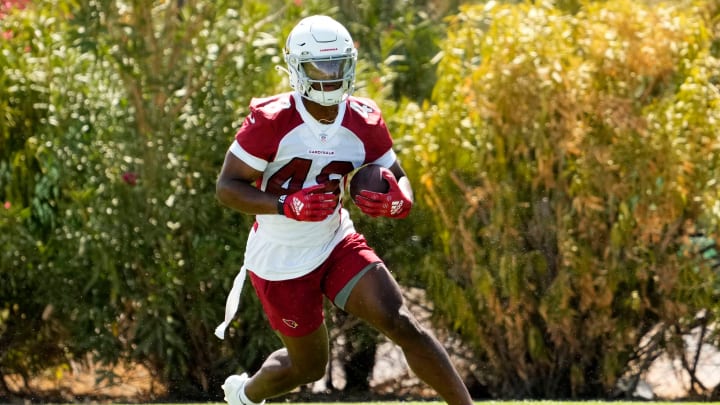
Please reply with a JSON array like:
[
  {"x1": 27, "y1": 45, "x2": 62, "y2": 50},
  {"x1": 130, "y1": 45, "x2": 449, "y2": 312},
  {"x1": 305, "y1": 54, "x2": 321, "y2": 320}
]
[
  {"x1": 216, "y1": 149, "x2": 338, "y2": 221},
  {"x1": 216, "y1": 150, "x2": 278, "y2": 215}
]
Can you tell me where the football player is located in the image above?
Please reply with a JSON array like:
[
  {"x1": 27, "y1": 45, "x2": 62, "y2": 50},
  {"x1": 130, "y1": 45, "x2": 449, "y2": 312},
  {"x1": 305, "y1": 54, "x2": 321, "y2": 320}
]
[{"x1": 215, "y1": 15, "x2": 473, "y2": 405}]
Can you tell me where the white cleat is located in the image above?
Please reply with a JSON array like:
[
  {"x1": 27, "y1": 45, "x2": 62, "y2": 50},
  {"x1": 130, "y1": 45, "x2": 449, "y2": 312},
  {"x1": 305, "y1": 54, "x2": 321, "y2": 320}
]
[{"x1": 221, "y1": 373, "x2": 248, "y2": 405}]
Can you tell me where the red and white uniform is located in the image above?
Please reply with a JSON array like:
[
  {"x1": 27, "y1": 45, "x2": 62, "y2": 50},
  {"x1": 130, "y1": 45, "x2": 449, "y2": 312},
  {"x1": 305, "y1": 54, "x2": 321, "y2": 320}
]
[{"x1": 230, "y1": 91, "x2": 396, "y2": 281}]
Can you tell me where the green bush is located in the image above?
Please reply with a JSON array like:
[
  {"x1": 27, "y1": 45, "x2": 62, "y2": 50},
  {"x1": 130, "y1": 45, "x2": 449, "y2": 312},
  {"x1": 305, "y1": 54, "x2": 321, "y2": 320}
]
[
  {"x1": 0, "y1": 0, "x2": 448, "y2": 399},
  {"x1": 0, "y1": 0, "x2": 311, "y2": 398},
  {"x1": 395, "y1": 0, "x2": 720, "y2": 398},
  {"x1": 4, "y1": 0, "x2": 720, "y2": 401}
]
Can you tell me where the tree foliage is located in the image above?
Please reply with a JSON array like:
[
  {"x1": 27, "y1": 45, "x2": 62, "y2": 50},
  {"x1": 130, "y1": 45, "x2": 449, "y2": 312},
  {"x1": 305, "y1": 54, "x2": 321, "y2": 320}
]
[
  {"x1": 394, "y1": 0, "x2": 720, "y2": 398},
  {"x1": 2, "y1": 0, "x2": 720, "y2": 401},
  {"x1": 0, "y1": 0, "x2": 447, "y2": 400},
  {"x1": 0, "y1": 0, "x2": 310, "y2": 399}
]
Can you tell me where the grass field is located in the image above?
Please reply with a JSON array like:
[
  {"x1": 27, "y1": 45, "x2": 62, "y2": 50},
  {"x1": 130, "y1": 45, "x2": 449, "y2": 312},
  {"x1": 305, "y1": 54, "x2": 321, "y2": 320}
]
[
  {"x1": 178, "y1": 402, "x2": 718, "y2": 405},
  {"x1": 304, "y1": 403, "x2": 711, "y2": 405},
  {"x1": 177, "y1": 401, "x2": 720, "y2": 405},
  {"x1": 266, "y1": 402, "x2": 711, "y2": 405}
]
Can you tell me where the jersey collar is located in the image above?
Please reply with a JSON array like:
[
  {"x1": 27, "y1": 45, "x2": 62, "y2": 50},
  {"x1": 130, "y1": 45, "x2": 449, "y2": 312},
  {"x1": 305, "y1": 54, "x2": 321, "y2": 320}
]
[{"x1": 292, "y1": 91, "x2": 346, "y2": 142}]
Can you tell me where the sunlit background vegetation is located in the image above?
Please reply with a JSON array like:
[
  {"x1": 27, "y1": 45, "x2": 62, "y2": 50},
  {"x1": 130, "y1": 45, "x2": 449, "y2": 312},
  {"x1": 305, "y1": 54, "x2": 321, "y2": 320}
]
[{"x1": 1, "y1": 0, "x2": 719, "y2": 402}]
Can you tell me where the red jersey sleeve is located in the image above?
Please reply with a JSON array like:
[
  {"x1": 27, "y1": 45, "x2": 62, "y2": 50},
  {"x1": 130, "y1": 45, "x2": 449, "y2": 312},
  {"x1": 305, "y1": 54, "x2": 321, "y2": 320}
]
[
  {"x1": 234, "y1": 93, "x2": 302, "y2": 163},
  {"x1": 344, "y1": 97, "x2": 394, "y2": 164}
]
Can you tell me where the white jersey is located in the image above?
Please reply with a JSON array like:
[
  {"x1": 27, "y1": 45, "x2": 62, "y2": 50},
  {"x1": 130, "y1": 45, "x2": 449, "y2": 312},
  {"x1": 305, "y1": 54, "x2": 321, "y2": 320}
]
[{"x1": 229, "y1": 91, "x2": 397, "y2": 281}]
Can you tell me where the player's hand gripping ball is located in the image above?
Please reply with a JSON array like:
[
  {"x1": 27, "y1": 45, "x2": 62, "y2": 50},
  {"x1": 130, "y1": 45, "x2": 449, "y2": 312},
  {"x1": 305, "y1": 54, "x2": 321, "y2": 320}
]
[
  {"x1": 349, "y1": 164, "x2": 389, "y2": 199},
  {"x1": 350, "y1": 164, "x2": 412, "y2": 219}
]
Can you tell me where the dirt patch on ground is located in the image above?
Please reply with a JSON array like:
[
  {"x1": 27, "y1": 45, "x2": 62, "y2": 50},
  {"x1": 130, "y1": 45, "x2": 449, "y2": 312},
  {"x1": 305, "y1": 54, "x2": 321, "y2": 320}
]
[
  {"x1": 4, "y1": 339, "x2": 719, "y2": 403},
  {"x1": 3, "y1": 288, "x2": 719, "y2": 402},
  {"x1": 3, "y1": 360, "x2": 166, "y2": 403}
]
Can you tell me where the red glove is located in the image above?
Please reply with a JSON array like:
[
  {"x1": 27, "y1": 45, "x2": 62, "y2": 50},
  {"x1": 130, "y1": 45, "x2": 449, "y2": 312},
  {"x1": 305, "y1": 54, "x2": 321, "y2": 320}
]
[
  {"x1": 278, "y1": 184, "x2": 338, "y2": 221},
  {"x1": 354, "y1": 170, "x2": 413, "y2": 219}
]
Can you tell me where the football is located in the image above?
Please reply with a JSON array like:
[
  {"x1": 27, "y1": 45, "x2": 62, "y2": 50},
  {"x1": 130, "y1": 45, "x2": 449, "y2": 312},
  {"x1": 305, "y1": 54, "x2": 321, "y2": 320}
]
[{"x1": 349, "y1": 164, "x2": 391, "y2": 201}]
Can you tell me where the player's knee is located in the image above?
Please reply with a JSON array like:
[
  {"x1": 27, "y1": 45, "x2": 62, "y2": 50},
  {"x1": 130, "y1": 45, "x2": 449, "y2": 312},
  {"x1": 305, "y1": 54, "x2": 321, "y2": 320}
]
[
  {"x1": 306, "y1": 364, "x2": 327, "y2": 382},
  {"x1": 294, "y1": 362, "x2": 327, "y2": 384},
  {"x1": 380, "y1": 306, "x2": 425, "y2": 341}
]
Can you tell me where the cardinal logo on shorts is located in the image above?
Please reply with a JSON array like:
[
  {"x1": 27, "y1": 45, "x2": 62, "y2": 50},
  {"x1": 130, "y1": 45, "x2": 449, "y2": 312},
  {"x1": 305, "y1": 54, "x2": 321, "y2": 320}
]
[{"x1": 282, "y1": 318, "x2": 299, "y2": 329}]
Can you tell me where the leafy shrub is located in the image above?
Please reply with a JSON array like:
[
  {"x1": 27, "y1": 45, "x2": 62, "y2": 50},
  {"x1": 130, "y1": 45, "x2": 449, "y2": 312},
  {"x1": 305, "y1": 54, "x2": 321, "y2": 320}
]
[
  {"x1": 395, "y1": 0, "x2": 720, "y2": 398},
  {"x1": 0, "y1": 0, "x2": 315, "y2": 399},
  {"x1": 1, "y1": 0, "x2": 451, "y2": 399}
]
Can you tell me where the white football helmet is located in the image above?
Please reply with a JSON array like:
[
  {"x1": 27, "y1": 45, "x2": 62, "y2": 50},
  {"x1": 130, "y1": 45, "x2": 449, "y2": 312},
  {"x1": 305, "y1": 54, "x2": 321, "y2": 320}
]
[{"x1": 283, "y1": 15, "x2": 357, "y2": 106}]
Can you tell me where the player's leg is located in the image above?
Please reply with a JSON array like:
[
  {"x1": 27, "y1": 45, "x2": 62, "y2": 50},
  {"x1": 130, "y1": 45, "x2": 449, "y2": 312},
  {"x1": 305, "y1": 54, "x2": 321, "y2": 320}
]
[
  {"x1": 343, "y1": 263, "x2": 474, "y2": 405},
  {"x1": 243, "y1": 324, "x2": 329, "y2": 402},
  {"x1": 322, "y1": 234, "x2": 473, "y2": 405},
  {"x1": 230, "y1": 270, "x2": 330, "y2": 403}
]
